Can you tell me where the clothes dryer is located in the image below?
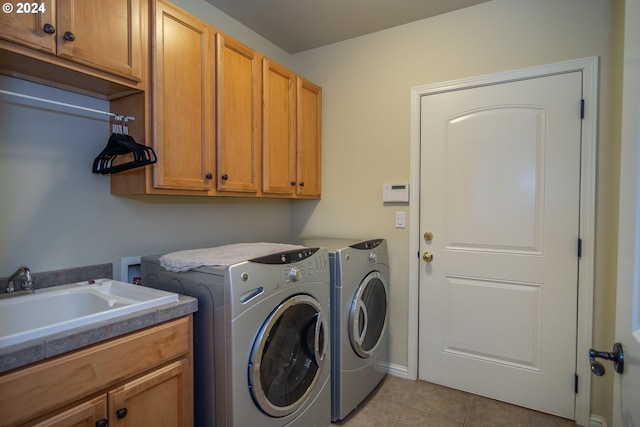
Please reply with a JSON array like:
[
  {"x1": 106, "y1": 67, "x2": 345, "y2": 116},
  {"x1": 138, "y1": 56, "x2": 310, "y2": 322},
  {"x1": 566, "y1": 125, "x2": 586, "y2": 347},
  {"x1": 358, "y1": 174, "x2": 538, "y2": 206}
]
[
  {"x1": 141, "y1": 244, "x2": 331, "y2": 427},
  {"x1": 297, "y1": 238, "x2": 389, "y2": 421}
]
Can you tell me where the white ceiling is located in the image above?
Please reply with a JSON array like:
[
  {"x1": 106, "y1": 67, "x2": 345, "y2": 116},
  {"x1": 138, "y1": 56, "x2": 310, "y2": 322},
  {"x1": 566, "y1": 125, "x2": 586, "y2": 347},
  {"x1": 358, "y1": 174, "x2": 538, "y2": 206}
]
[{"x1": 204, "y1": 0, "x2": 492, "y2": 53}]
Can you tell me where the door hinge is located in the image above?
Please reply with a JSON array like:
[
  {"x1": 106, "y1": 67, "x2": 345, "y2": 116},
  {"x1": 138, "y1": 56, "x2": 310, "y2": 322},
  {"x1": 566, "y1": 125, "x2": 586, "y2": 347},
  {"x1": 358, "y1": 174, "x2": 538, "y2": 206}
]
[
  {"x1": 575, "y1": 373, "x2": 579, "y2": 393},
  {"x1": 580, "y1": 99, "x2": 585, "y2": 119},
  {"x1": 578, "y1": 238, "x2": 582, "y2": 258}
]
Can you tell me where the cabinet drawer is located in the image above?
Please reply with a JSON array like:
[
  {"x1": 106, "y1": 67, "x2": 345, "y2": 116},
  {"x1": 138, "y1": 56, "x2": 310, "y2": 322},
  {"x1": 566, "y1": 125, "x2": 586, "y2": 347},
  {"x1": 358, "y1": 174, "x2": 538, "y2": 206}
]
[{"x1": 0, "y1": 316, "x2": 191, "y2": 427}]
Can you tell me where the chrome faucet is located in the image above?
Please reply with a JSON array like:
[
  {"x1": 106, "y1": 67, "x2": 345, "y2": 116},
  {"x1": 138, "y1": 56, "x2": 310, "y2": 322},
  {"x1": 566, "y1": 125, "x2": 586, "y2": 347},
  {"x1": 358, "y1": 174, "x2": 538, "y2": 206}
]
[{"x1": 6, "y1": 266, "x2": 34, "y2": 293}]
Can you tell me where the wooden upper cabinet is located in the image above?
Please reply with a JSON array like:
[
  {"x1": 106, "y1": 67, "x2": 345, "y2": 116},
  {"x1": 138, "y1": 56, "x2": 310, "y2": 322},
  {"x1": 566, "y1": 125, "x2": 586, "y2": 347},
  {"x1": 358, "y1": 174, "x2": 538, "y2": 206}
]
[
  {"x1": 0, "y1": 0, "x2": 56, "y2": 53},
  {"x1": 56, "y1": 0, "x2": 143, "y2": 82},
  {"x1": 262, "y1": 58, "x2": 296, "y2": 196},
  {"x1": 297, "y1": 77, "x2": 322, "y2": 198},
  {"x1": 0, "y1": 0, "x2": 143, "y2": 83},
  {"x1": 216, "y1": 33, "x2": 261, "y2": 194},
  {"x1": 103, "y1": 1, "x2": 320, "y2": 199},
  {"x1": 152, "y1": 0, "x2": 214, "y2": 191},
  {"x1": 262, "y1": 59, "x2": 323, "y2": 199}
]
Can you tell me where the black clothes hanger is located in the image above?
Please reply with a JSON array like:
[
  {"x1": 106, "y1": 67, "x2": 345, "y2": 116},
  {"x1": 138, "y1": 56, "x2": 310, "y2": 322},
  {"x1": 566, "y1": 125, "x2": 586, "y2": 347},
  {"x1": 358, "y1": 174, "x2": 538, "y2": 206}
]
[{"x1": 92, "y1": 116, "x2": 157, "y2": 174}]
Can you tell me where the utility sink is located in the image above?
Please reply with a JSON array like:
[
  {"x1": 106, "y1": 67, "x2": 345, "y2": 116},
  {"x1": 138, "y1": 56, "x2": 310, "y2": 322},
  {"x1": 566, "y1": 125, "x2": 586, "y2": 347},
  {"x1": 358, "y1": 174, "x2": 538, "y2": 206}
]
[{"x1": 0, "y1": 279, "x2": 179, "y2": 348}]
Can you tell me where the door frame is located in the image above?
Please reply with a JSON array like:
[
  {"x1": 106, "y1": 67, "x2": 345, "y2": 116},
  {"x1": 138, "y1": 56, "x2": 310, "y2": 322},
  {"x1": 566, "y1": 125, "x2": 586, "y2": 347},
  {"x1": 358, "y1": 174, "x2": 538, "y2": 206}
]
[
  {"x1": 407, "y1": 56, "x2": 599, "y2": 426},
  {"x1": 613, "y1": 0, "x2": 640, "y2": 423}
]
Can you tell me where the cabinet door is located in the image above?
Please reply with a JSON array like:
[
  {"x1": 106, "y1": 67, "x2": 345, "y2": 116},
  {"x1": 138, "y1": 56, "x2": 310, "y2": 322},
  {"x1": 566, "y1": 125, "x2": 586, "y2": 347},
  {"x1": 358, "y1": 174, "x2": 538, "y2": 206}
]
[
  {"x1": 56, "y1": 0, "x2": 142, "y2": 81},
  {"x1": 0, "y1": 0, "x2": 55, "y2": 53},
  {"x1": 31, "y1": 396, "x2": 107, "y2": 427},
  {"x1": 296, "y1": 77, "x2": 322, "y2": 198},
  {"x1": 152, "y1": 0, "x2": 215, "y2": 191},
  {"x1": 108, "y1": 358, "x2": 192, "y2": 427},
  {"x1": 262, "y1": 58, "x2": 296, "y2": 196},
  {"x1": 217, "y1": 33, "x2": 261, "y2": 194}
]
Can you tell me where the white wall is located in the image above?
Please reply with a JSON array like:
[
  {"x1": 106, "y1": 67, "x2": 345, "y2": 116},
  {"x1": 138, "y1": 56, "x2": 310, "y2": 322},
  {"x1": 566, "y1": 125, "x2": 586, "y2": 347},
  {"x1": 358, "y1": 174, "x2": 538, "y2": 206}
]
[{"x1": 292, "y1": 0, "x2": 620, "y2": 421}]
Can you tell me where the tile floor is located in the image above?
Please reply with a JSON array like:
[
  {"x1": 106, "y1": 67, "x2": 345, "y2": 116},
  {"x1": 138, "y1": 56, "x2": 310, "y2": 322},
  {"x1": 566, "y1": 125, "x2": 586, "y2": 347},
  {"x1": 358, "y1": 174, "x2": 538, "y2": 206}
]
[{"x1": 334, "y1": 376, "x2": 581, "y2": 427}]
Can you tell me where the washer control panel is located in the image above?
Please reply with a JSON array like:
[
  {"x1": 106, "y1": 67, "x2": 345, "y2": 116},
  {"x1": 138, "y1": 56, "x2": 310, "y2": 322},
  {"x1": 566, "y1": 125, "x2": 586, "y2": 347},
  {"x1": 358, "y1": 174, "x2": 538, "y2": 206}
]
[
  {"x1": 350, "y1": 238, "x2": 383, "y2": 250},
  {"x1": 250, "y1": 247, "x2": 319, "y2": 264},
  {"x1": 279, "y1": 250, "x2": 328, "y2": 284}
]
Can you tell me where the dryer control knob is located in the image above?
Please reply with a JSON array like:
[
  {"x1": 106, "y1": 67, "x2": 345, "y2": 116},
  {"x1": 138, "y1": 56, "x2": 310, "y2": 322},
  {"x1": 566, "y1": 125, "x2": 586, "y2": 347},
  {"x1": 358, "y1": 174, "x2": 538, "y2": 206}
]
[
  {"x1": 369, "y1": 252, "x2": 377, "y2": 262},
  {"x1": 289, "y1": 268, "x2": 301, "y2": 282}
]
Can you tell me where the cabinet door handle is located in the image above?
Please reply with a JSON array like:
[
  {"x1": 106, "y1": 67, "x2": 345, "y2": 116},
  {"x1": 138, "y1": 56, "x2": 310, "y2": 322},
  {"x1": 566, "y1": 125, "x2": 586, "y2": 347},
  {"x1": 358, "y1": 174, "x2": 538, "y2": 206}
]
[
  {"x1": 116, "y1": 408, "x2": 128, "y2": 419},
  {"x1": 290, "y1": 181, "x2": 296, "y2": 186},
  {"x1": 63, "y1": 31, "x2": 75, "y2": 41},
  {"x1": 205, "y1": 173, "x2": 213, "y2": 180},
  {"x1": 95, "y1": 419, "x2": 108, "y2": 427},
  {"x1": 221, "y1": 174, "x2": 228, "y2": 180},
  {"x1": 299, "y1": 182, "x2": 305, "y2": 187},
  {"x1": 43, "y1": 23, "x2": 55, "y2": 34}
]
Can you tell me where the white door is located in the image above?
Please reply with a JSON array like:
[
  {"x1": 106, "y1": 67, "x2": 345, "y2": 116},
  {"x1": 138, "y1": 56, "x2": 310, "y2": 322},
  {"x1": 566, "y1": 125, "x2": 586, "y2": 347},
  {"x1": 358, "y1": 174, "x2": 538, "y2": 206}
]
[
  {"x1": 613, "y1": 0, "x2": 640, "y2": 424},
  {"x1": 418, "y1": 72, "x2": 582, "y2": 418}
]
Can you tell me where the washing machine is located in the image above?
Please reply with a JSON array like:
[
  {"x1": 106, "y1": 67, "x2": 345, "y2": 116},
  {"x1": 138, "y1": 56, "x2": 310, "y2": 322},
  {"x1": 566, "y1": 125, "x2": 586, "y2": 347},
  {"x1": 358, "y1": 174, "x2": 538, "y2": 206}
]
[
  {"x1": 297, "y1": 238, "x2": 389, "y2": 422},
  {"x1": 141, "y1": 244, "x2": 331, "y2": 427}
]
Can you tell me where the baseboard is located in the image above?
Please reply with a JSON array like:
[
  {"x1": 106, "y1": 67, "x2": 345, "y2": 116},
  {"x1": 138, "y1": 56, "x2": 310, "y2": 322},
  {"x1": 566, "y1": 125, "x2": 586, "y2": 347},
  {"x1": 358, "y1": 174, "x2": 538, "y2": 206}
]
[
  {"x1": 589, "y1": 414, "x2": 608, "y2": 427},
  {"x1": 381, "y1": 362, "x2": 409, "y2": 379}
]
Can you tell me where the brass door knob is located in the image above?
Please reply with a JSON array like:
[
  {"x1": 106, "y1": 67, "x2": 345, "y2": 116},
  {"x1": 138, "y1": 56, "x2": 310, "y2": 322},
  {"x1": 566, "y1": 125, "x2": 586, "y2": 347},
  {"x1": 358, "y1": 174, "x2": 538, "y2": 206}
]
[
  {"x1": 422, "y1": 251, "x2": 434, "y2": 262},
  {"x1": 424, "y1": 231, "x2": 433, "y2": 241}
]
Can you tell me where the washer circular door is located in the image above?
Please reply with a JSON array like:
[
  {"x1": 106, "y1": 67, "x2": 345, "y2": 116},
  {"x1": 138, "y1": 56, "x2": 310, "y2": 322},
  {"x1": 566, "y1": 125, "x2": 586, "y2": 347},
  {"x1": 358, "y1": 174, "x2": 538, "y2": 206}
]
[
  {"x1": 249, "y1": 294, "x2": 327, "y2": 417},
  {"x1": 349, "y1": 270, "x2": 388, "y2": 358}
]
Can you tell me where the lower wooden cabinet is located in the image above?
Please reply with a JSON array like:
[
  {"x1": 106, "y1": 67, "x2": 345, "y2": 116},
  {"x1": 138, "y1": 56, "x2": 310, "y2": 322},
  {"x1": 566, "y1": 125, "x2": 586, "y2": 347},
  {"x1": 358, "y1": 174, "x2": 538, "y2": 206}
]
[
  {"x1": 32, "y1": 396, "x2": 107, "y2": 427},
  {"x1": 32, "y1": 358, "x2": 191, "y2": 427},
  {"x1": 108, "y1": 358, "x2": 191, "y2": 427},
  {"x1": 0, "y1": 316, "x2": 193, "y2": 427}
]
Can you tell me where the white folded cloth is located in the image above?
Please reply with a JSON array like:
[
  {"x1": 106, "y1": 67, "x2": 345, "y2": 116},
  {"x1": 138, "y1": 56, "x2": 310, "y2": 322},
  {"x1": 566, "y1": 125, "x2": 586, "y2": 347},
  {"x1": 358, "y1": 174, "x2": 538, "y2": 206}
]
[{"x1": 159, "y1": 242, "x2": 305, "y2": 272}]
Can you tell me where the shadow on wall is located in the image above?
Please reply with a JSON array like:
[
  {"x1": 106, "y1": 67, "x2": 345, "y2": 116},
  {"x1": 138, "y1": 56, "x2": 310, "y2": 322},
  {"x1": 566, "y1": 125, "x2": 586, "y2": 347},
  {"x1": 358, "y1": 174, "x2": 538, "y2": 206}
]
[{"x1": 290, "y1": 199, "x2": 322, "y2": 237}]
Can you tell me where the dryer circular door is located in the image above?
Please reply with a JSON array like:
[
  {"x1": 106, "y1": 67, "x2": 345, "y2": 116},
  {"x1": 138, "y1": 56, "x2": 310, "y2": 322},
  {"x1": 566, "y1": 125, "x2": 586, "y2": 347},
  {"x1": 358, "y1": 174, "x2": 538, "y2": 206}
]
[
  {"x1": 249, "y1": 294, "x2": 328, "y2": 418},
  {"x1": 349, "y1": 270, "x2": 388, "y2": 358}
]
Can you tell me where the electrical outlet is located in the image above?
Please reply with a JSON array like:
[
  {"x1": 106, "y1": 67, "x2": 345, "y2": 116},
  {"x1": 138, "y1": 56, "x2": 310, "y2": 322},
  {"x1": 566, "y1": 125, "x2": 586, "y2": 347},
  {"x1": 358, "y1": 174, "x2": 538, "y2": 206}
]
[{"x1": 120, "y1": 256, "x2": 142, "y2": 283}]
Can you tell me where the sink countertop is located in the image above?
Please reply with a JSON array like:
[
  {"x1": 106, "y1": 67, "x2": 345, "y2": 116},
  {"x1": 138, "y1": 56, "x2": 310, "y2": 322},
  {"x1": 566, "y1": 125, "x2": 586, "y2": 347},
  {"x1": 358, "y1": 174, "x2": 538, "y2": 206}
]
[{"x1": 0, "y1": 294, "x2": 197, "y2": 374}]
